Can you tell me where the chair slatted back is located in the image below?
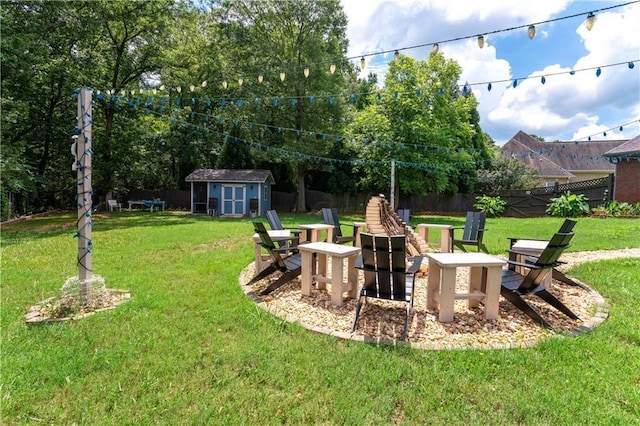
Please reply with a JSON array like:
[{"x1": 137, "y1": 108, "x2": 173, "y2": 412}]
[
  {"x1": 360, "y1": 233, "x2": 408, "y2": 301},
  {"x1": 266, "y1": 210, "x2": 283, "y2": 230},
  {"x1": 462, "y1": 211, "x2": 486, "y2": 241},
  {"x1": 253, "y1": 222, "x2": 286, "y2": 269},
  {"x1": 559, "y1": 219, "x2": 577, "y2": 234},
  {"x1": 322, "y1": 207, "x2": 344, "y2": 238},
  {"x1": 521, "y1": 231, "x2": 574, "y2": 290}
]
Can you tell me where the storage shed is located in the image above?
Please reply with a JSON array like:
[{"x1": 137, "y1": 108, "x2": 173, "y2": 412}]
[{"x1": 185, "y1": 169, "x2": 275, "y2": 216}]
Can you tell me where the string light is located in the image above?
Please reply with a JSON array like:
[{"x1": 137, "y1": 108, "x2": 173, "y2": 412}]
[
  {"x1": 221, "y1": 80, "x2": 227, "y2": 89},
  {"x1": 528, "y1": 25, "x2": 536, "y2": 40},
  {"x1": 279, "y1": 71, "x2": 286, "y2": 81},
  {"x1": 205, "y1": 1, "x2": 634, "y2": 90},
  {"x1": 394, "y1": 50, "x2": 400, "y2": 61},
  {"x1": 238, "y1": 78, "x2": 243, "y2": 87},
  {"x1": 258, "y1": 74, "x2": 263, "y2": 83},
  {"x1": 432, "y1": 43, "x2": 439, "y2": 54},
  {"x1": 304, "y1": 66, "x2": 310, "y2": 78},
  {"x1": 330, "y1": 63, "x2": 336, "y2": 74},
  {"x1": 477, "y1": 35, "x2": 485, "y2": 49},
  {"x1": 586, "y1": 12, "x2": 596, "y2": 30}
]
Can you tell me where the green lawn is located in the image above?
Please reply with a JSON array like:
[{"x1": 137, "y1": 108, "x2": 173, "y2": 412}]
[{"x1": 2, "y1": 211, "x2": 639, "y2": 424}]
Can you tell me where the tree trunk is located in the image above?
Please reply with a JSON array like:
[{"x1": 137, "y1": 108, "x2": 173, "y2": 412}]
[{"x1": 295, "y1": 161, "x2": 307, "y2": 212}]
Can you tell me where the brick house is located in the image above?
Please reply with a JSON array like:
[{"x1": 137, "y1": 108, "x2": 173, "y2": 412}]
[
  {"x1": 603, "y1": 135, "x2": 640, "y2": 202},
  {"x1": 501, "y1": 131, "x2": 627, "y2": 187}
]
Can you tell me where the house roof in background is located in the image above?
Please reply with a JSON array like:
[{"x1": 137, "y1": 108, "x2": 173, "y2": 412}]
[
  {"x1": 501, "y1": 131, "x2": 626, "y2": 174},
  {"x1": 604, "y1": 135, "x2": 640, "y2": 158},
  {"x1": 185, "y1": 169, "x2": 275, "y2": 184}
]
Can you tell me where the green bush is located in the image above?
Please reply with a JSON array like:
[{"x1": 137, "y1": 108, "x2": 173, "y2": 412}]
[
  {"x1": 474, "y1": 195, "x2": 507, "y2": 217},
  {"x1": 591, "y1": 201, "x2": 640, "y2": 217},
  {"x1": 546, "y1": 191, "x2": 590, "y2": 217}
]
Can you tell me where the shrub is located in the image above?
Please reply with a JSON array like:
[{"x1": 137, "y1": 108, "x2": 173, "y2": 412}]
[
  {"x1": 546, "y1": 191, "x2": 590, "y2": 217},
  {"x1": 474, "y1": 195, "x2": 507, "y2": 217},
  {"x1": 591, "y1": 201, "x2": 640, "y2": 217}
]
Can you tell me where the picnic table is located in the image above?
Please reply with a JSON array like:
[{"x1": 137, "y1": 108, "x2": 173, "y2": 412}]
[{"x1": 128, "y1": 199, "x2": 166, "y2": 212}]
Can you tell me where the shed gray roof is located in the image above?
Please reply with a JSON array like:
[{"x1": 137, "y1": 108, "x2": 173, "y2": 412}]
[
  {"x1": 185, "y1": 169, "x2": 275, "y2": 184},
  {"x1": 604, "y1": 135, "x2": 640, "y2": 158},
  {"x1": 501, "y1": 130, "x2": 626, "y2": 174}
]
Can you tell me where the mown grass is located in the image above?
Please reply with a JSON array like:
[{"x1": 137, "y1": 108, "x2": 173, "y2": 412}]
[{"x1": 2, "y1": 211, "x2": 639, "y2": 424}]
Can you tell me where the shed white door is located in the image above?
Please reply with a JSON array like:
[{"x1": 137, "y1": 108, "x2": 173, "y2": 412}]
[{"x1": 222, "y1": 185, "x2": 245, "y2": 216}]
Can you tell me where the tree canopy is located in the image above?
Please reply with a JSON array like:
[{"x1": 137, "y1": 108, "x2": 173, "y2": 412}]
[{"x1": 1, "y1": 0, "x2": 509, "y2": 220}]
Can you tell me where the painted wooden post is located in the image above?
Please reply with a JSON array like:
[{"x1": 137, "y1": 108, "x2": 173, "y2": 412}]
[
  {"x1": 76, "y1": 88, "x2": 93, "y2": 303},
  {"x1": 390, "y1": 159, "x2": 395, "y2": 209}
]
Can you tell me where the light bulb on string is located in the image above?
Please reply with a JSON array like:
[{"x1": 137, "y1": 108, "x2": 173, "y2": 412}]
[
  {"x1": 258, "y1": 74, "x2": 263, "y2": 83},
  {"x1": 586, "y1": 12, "x2": 596, "y2": 31},
  {"x1": 159, "y1": 85, "x2": 165, "y2": 91},
  {"x1": 238, "y1": 78, "x2": 243, "y2": 87},
  {"x1": 303, "y1": 66, "x2": 310, "y2": 78},
  {"x1": 176, "y1": 86, "x2": 181, "y2": 93},
  {"x1": 201, "y1": 80, "x2": 207, "y2": 88},
  {"x1": 360, "y1": 56, "x2": 366, "y2": 70},
  {"x1": 394, "y1": 50, "x2": 400, "y2": 61},
  {"x1": 528, "y1": 25, "x2": 536, "y2": 40},
  {"x1": 432, "y1": 43, "x2": 439, "y2": 54},
  {"x1": 330, "y1": 63, "x2": 336, "y2": 74},
  {"x1": 222, "y1": 80, "x2": 228, "y2": 89},
  {"x1": 189, "y1": 85, "x2": 195, "y2": 92},
  {"x1": 279, "y1": 71, "x2": 286, "y2": 81},
  {"x1": 477, "y1": 35, "x2": 485, "y2": 49}
]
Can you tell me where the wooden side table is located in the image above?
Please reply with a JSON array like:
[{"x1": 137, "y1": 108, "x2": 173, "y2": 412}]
[
  {"x1": 298, "y1": 223, "x2": 334, "y2": 243},
  {"x1": 425, "y1": 252, "x2": 506, "y2": 322},
  {"x1": 299, "y1": 242, "x2": 361, "y2": 306},
  {"x1": 417, "y1": 223, "x2": 453, "y2": 253}
]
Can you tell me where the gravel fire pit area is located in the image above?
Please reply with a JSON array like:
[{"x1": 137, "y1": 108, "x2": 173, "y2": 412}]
[{"x1": 239, "y1": 249, "x2": 639, "y2": 350}]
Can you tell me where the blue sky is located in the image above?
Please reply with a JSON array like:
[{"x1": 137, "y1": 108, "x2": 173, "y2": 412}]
[{"x1": 341, "y1": 0, "x2": 640, "y2": 145}]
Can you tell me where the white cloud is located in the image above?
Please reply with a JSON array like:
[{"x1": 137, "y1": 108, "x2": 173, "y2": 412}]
[
  {"x1": 487, "y1": 5, "x2": 640, "y2": 143},
  {"x1": 341, "y1": 0, "x2": 640, "y2": 145}
]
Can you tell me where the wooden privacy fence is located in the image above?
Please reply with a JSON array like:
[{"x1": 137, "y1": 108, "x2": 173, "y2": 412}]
[
  {"x1": 126, "y1": 174, "x2": 614, "y2": 218},
  {"x1": 496, "y1": 175, "x2": 614, "y2": 218},
  {"x1": 274, "y1": 175, "x2": 615, "y2": 218}
]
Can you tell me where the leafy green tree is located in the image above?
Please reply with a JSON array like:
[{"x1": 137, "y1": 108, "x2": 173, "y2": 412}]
[
  {"x1": 214, "y1": 0, "x2": 353, "y2": 211},
  {"x1": 348, "y1": 53, "x2": 491, "y2": 200},
  {"x1": 84, "y1": 0, "x2": 185, "y2": 198},
  {"x1": 476, "y1": 155, "x2": 539, "y2": 193},
  {"x1": 1, "y1": 1, "x2": 84, "y2": 214}
]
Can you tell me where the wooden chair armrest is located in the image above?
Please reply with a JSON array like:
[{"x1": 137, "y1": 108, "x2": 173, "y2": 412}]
[
  {"x1": 505, "y1": 258, "x2": 543, "y2": 270},
  {"x1": 407, "y1": 256, "x2": 423, "y2": 274},
  {"x1": 506, "y1": 248, "x2": 537, "y2": 257},
  {"x1": 508, "y1": 237, "x2": 546, "y2": 248}
]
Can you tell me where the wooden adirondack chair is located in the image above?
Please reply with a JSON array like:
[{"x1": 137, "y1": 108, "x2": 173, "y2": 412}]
[
  {"x1": 265, "y1": 210, "x2": 301, "y2": 246},
  {"x1": 247, "y1": 222, "x2": 302, "y2": 295},
  {"x1": 501, "y1": 231, "x2": 580, "y2": 328},
  {"x1": 449, "y1": 211, "x2": 488, "y2": 252},
  {"x1": 507, "y1": 219, "x2": 579, "y2": 286},
  {"x1": 396, "y1": 208, "x2": 411, "y2": 225},
  {"x1": 351, "y1": 233, "x2": 423, "y2": 340},
  {"x1": 321, "y1": 207, "x2": 356, "y2": 245}
]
